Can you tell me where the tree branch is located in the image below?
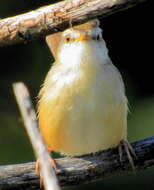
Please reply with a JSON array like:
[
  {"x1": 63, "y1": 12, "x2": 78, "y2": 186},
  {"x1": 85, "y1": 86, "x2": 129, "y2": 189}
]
[
  {"x1": 12, "y1": 82, "x2": 60, "y2": 190},
  {"x1": 0, "y1": 136, "x2": 154, "y2": 189},
  {"x1": 0, "y1": 0, "x2": 148, "y2": 46}
]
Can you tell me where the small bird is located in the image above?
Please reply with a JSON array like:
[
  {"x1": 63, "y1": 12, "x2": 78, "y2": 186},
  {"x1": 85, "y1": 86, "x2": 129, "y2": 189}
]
[{"x1": 37, "y1": 19, "x2": 135, "y2": 167}]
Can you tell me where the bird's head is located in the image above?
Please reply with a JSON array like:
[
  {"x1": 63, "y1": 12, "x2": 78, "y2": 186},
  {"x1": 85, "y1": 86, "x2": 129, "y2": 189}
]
[
  {"x1": 61, "y1": 19, "x2": 103, "y2": 44},
  {"x1": 56, "y1": 19, "x2": 108, "y2": 66},
  {"x1": 46, "y1": 19, "x2": 108, "y2": 66}
]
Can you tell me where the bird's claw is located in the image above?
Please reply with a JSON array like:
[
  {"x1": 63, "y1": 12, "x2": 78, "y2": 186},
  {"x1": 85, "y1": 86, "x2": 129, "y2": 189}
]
[
  {"x1": 36, "y1": 157, "x2": 60, "y2": 189},
  {"x1": 118, "y1": 139, "x2": 137, "y2": 170}
]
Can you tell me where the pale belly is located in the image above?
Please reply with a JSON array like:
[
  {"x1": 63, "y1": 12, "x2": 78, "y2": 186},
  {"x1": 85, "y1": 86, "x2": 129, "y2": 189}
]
[
  {"x1": 38, "y1": 64, "x2": 128, "y2": 155},
  {"x1": 58, "y1": 100, "x2": 127, "y2": 155}
]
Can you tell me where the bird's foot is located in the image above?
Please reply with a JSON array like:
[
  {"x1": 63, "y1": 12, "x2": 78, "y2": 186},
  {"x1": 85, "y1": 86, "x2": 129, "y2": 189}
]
[
  {"x1": 118, "y1": 139, "x2": 137, "y2": 170},
  {"x1": 35, "y1": 148, "x2": 60, "y2": 189}
]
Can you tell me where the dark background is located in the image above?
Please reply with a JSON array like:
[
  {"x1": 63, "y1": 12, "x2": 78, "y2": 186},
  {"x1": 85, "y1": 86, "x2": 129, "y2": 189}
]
[{"x1": 0, "y1": 0, "x2": 154, "y2": 189}]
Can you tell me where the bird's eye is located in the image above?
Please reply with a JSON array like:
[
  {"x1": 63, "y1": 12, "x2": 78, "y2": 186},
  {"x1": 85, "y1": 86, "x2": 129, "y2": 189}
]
[{"x1": 65, "y1": 36, "x2": 71, "y2": 43}]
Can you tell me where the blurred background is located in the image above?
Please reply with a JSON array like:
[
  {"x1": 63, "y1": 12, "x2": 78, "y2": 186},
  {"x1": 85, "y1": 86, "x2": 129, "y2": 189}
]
[{"x1": 0, "y1": 0, "x2": 154, "y2": 189}]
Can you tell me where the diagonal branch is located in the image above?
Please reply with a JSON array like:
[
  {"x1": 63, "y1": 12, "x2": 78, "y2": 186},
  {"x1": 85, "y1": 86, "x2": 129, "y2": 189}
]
[
  {"x1": 0, "y1": 0, "x2": 148, "y2": 46},
  {"x1": 0, "y1": 136, "x2": 154, "y2": 189},
  {"x1": 12, "y1": 82, "x2": 60, "y2": 190}
]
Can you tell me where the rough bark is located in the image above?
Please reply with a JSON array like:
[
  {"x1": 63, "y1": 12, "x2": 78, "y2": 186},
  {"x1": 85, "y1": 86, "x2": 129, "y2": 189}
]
[
  {"x1": 0, "y1": 0, "x2": 148, "y2": 46},
  {"x1": 0, "y1": 136, "x2": 154, "y2": 190}
]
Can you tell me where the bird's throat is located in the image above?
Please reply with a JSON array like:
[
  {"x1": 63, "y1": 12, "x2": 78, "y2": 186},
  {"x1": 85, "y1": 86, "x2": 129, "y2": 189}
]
[{"x1": 57, "y1": 40, "x2": 109, "y2": 68}]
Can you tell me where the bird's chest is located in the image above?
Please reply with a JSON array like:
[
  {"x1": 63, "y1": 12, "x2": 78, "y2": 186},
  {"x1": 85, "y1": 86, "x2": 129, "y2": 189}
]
[
  {"x1": 40, "y1": 63, "x2": 126, "y2": 155},
  {"x1": 47, "y1": 63, "x2": 124, "y2": 131},
  {"x1": 54, "y1": 63, "x2": 123, "y2": 110}
]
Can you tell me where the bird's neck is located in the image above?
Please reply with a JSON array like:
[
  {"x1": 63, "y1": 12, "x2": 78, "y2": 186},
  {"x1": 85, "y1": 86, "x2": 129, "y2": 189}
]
[{"x1": 57, "y1": 41, "x2": 110, "y2": 68}]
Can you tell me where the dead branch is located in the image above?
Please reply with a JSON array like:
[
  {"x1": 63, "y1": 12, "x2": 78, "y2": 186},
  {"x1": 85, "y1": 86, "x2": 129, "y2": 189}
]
[
  {"x1": 0, "y1": 0, "x2": 148, "y2": 46},
  {"x1": 13, "y1": 82, "x2": 60, "y2": 190},
  {"x1": 0, "y1": 136, "x2": 154, "y2": 190}
]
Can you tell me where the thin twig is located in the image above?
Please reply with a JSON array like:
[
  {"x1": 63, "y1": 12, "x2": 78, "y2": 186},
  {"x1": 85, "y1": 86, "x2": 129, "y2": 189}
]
[
  {"x1": 0, "y1": 0, "x2": 148, "y2": 46},
  {"x1": 12, "y1": 82, "x2": 60, "y2": 190}
]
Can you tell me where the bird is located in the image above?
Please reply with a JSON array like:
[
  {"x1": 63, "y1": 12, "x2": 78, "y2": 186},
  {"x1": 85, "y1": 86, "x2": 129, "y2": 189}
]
[{"x1": 37, "y1": 19, "x2": 136, "y2": 172}]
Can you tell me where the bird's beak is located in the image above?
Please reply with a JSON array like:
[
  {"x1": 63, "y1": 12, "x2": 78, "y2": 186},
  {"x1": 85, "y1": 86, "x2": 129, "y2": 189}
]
[{"x1": 75, "y1": 33, "x2": 91, "y2": 42}]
